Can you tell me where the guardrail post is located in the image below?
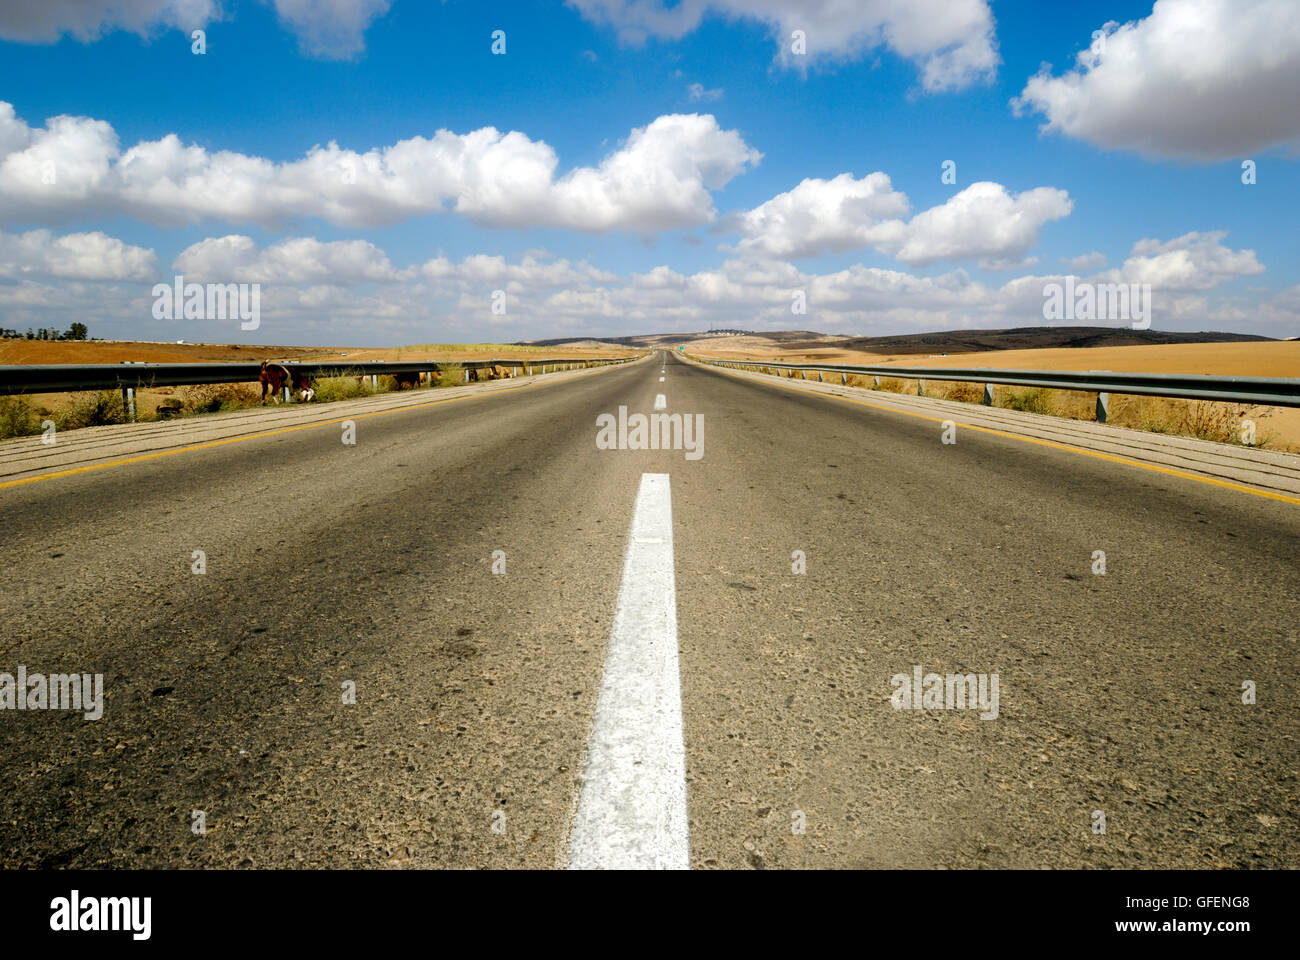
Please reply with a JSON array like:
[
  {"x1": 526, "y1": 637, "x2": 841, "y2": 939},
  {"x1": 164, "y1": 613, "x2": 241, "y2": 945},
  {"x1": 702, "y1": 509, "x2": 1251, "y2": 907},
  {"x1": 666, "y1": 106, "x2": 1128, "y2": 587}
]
[
  {"x1": 983, "y1": 383, "x2": 993, "y2": 405},
  {"x1": 873, "y1": 375, "x2": 880, "y2": 388},
  {"x1": 513, "y1": 366, "x2": 519, "y2": 377},
  {"x1": 918, "y1": 379, "x2": 925, "y2": 397},
  {"x1": 370, "y1": 374, "x2": 378, "y2": 390},
  {"x1": 464, "y1": 368, "x2": 470, "y2": 382},
  {"x1": 121, "y1": 386, "x2": 136, "y2": 423},
  {"x1": 283, "y1": 385, "x2": 290, "y2": 403},
  {"x1": 818, "y1": 371, "x2": 824, "y2": 382},
  {"x1": 841, "y1": 372, "x2": 847, "y2": 385},
  {"x1": 1096, "y1": 391, "x2": 1110, "y2": 423}
]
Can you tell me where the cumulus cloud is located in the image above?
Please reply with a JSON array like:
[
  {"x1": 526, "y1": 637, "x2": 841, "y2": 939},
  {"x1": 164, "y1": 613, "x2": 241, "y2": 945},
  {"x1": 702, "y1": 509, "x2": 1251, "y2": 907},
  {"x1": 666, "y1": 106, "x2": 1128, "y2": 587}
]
[
  {"x1": 421, "y1": 253, "x2": 618, "y2": 288},
  {"x1": 0, "y1": 0, "x2": 215, "y2": 42},
  {"x1": 267, "y1": 0, "x2": 390, "y2": 59},
  {"x1": 1012, "y1": 0, "x2": 1300, "y2": 160},
  {"x1": 174, "y1": 235, "x2": 412, "y2": 283},
  {"x1": 731, "y1": 173, "x2": 908, "y2": 259},
  {"x1": 0, "y1": 0, "x2": 388, "y2": 59},
  {"x1": 1105, "y1": 231, "x2": 1264, "y2": 290},
  {"x1": 4, "y1": 234, "x2": 1286, "y2": 342},
  {"x1": 888, "y1": 182, "x2": 1072, "y2": 267},
  {"x1": 0, "y1": 228, "x2": 156, "y2": 281},
  {"x1": 569, "y1": 0, "x2": 999, "y2": 91},
  {"x1": 180, "y1": 235, "x2": 1268, "y2": 334},
  {"x1": 732, "y1": 175, "x2": 1070, "y2": 266},
  {"x1": 0, "y1": 104, "x2": 760, "y2": 234},
  {"x1": 1063, "y1": 251, "x2": 1106, "y2": 271}
]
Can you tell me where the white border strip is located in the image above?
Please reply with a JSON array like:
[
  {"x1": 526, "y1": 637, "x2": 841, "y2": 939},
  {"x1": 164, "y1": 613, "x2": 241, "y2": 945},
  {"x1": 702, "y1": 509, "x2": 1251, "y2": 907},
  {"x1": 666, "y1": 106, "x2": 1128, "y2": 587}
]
[{"x1": 568, "y1": 473, "x2": 689, "y2": 869}]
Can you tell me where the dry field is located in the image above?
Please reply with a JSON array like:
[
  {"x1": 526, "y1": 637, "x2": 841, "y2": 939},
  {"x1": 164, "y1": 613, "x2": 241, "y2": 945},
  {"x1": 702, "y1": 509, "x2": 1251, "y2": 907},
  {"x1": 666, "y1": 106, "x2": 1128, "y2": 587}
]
[
  {"x1": 693, "y1": 338, "x2": 1300, "y2": 452},
  {"x1": 0, "y1": 338, "x2": 631, "y2": 366},
  {"x1": 0, "y1": 339, "x2": 635, "y2": 438}
]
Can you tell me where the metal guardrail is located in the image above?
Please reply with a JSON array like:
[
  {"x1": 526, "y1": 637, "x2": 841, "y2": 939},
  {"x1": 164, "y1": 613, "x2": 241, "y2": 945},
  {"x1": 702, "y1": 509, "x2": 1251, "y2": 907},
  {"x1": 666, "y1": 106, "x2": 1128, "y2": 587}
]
[
  {"x1": 688, "y1": 355, "x2": 1300, "y2": 422},
  {"x1": 0, "y1": 356, "x2": 640, "y2": 396}
]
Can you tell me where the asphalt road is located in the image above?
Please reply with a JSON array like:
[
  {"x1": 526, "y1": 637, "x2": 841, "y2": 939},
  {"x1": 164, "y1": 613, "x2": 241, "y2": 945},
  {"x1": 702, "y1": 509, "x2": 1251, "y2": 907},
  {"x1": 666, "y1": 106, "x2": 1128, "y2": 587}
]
[{"x1": 2, "y1": 351, "x2": 1297, "y2": 868}]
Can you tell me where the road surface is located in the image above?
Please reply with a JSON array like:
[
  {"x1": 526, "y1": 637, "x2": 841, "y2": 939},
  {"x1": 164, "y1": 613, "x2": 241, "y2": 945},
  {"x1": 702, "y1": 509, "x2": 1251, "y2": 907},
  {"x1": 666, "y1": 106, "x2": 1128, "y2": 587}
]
[{"x1": 2, "y1": 351, "x2": 1296, "y2": 868}]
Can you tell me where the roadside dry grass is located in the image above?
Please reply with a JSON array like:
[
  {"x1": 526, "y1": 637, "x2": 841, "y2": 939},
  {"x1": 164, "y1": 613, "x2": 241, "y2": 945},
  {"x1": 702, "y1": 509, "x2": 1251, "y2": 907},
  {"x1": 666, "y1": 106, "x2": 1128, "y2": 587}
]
[
  {"x1": 433, "y1": 362, "x2": 463, "y2": 387},
  {"x1": 0, "y1": 395, "x2": 40, "y2": 438},
  {"x1": 0, "y1": 356, "x2": 597, "y2": 440},
  {"x1": 895, "y1": 378, "x2": 1278, "y2": 449},
  {"x1": 179, "y1": 382, "x2": 262, "y2": 414},
  {"x1": 706, "y1": 360, "x2": 1286, "y2": 451},
  {"x1": 56, "y1": 391, "x2": 127, "y2": 430},
  {"x1": 697, "y1": 340, "x2": 1299, "y2": 452}
]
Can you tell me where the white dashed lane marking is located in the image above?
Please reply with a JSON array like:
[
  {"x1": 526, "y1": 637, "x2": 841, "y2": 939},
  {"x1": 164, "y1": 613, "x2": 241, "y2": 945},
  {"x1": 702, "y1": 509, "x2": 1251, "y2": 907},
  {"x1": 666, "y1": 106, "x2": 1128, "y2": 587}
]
[
  {"x1": 654, "y1": 394, "x2": 667, "y2": 410},
  {"x1": 567, "y1": 473, "x2": 688, "y2": 870}
]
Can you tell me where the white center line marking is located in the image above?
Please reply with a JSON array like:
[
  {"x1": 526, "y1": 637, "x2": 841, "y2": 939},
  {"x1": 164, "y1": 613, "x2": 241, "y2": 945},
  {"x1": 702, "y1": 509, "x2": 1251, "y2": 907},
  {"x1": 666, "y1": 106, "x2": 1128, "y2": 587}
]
[
  {"x1": 568, "y1": 473, "x2": 688, "y2": 870},
  {"x1": 654, "y1": 393, "x2": 667, "y2": 410},
  {"x1": 659, "y1": 376, "x2": 665, "y2": 382}
]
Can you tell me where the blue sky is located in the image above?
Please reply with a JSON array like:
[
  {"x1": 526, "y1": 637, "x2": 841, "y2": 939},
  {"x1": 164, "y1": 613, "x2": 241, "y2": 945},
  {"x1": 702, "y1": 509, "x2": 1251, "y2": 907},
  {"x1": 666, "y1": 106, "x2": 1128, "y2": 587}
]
[{"x1": 0, "y1": 0, "x2": 1297, "y2": 345}]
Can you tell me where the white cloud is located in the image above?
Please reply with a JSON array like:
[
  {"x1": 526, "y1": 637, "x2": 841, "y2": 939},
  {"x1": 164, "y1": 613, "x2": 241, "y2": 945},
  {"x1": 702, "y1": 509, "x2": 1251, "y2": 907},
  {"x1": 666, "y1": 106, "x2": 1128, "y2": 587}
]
[
  {"x1": 268, "y1": 0, "x2": 390, "y2": 59},
  {"x1": 0, "y1": 228, "x2": 156, "y2": 281},
  {"x1": 1012, "y1": 0, "x2": 1300, "y2": 160},
  {"x1": 4, "y1": 235, "x2": 1286, "y2": 342},
  {"x1": 0, "y1": 0, "x2": 216, "y2": 42},
  {"x1": 979, "y1": 255, "x2": 1040, "y2": 271},
  {"x1": 0, "y1": 104, "x2": 760, "y2": 234},
  {"x1": 1105, "y1": 231, "x2": 1264, "y2": 290},
  {"x1": 421, "y1": 253, "x2": 617, "y2": 288},
  {"x1": 174, "y1": 235, "x2": 411, "y2": 283},
  {"x1": 731, "y1": 172, "x2": 908, "y2": 259},
  {"x1": 1063, "y1": 251, "x2": 1106, "y2": 271},
  {"x1": 568, "y1": 0, "x2": 999, "y2": 91},
  {"x1": 687, "y1": 83, "x2": 724, "y2": 102},
  {"x1": 889, "y1": 182, "x2": 1072, "y2": 267},
  {"x1": 732, "y1": 176, "x2": 1070, "y2": 267},
  {"x1": 0, "y1": 0, "x2": 388, "y2": 59}
]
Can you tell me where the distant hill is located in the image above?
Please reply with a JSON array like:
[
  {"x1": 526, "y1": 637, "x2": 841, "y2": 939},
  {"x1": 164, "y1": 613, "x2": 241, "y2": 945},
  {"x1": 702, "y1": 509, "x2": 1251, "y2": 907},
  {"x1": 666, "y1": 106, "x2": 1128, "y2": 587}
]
[
  {"x1": 834, "y1": 326, "x2": 1273, "y2": 355},
  {"x1": 520, "y1": 326, "x2": 1275, "y2": 355}
]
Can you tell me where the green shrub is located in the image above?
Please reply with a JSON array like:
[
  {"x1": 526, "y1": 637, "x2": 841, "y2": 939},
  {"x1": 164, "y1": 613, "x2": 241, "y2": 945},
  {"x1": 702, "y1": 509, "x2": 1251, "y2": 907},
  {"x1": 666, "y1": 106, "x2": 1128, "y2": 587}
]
[
  {"x1": 434, "y1": 362, "x2": 463, "y2": 387},
  {"x1": 312, "y1": 372, "x2": 373, "y2": 402},
  {"x1": 180, "y1": 382, "x2": 260, "y2": 414},
  {"x1": 0, "y1": 395, "x2": 40, "y2": 439},
  {"x1": 57, "y1": 391, "x2": 125, "y2": 429},
  {"x1": 1003, "y1": 387, "x2": 1054, "y2": 415}
]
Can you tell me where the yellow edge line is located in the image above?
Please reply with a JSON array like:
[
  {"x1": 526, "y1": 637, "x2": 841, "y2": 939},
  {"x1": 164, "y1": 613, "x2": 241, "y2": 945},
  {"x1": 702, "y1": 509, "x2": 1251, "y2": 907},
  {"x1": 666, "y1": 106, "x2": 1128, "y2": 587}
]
[
  {"x1": 696, "y1": 360, "x2": 1300, "y2": 506},
  {"x1": 1, "y1": 369, "x2": 601, "y2": 491}
]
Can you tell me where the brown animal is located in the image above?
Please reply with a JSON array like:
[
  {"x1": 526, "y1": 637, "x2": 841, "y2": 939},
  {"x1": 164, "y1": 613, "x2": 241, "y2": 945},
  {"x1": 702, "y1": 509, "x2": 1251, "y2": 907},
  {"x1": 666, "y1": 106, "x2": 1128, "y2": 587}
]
[
  {"x1": 260, "y1": 361, "x2": 314, "y2": 403},
  {"x1": 392, "y1": 372, "x2": 421, "y2": 390}
]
